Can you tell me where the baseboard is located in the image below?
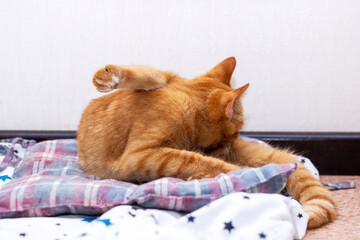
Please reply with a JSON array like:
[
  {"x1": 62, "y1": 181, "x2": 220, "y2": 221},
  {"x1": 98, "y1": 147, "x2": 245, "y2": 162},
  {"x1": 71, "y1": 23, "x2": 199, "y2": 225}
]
[
  {"x1": 243, "y1": 132, "x2": 360, "y2": 176},
  {"x1": 0, "y1": 130, "x2": 76, "y2": 142},
  {"x1": 1, "y1": 130, "x2": 359, "y2": 175}
]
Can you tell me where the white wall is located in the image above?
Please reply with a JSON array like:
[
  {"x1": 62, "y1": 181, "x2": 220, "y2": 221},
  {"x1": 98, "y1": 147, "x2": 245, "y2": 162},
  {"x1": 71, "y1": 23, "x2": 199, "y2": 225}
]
[{"x1": 0, "y1": 0, "x2": 359, "y2": 132}]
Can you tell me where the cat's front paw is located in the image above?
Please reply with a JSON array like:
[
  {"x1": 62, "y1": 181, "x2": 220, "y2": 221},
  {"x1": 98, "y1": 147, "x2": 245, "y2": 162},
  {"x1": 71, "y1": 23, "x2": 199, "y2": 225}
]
[
  {"x1": 187, "y1": 172, "x2": 215, "y2": 181},
  {"x1": 302, "y1": 199, "x2": 336, "y2": 228},
  {"x1": 92, "y1": 65, "x2": 124, "y2": 92}
]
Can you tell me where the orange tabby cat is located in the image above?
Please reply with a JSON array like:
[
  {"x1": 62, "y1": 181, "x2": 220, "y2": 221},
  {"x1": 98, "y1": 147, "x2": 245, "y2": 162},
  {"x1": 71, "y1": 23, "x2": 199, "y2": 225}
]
[{"x1": 77, "y1": 57, "x2": 335, "y2": 228}]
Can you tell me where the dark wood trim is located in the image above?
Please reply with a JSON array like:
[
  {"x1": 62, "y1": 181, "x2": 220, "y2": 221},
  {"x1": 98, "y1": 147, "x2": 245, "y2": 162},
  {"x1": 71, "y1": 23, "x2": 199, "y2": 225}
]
[
  {"x1": 243, "y1": 132, "x2": 360, "y2": 176},
  {"x1": 1, "y1": 130, "x2": 359, "y2": 175},
  {"x1": 0, "y1": 130, "x2": 76, "y2": 142},
  {"x1": 242, "y1": 131, "x2": 360, "y2": 141}
]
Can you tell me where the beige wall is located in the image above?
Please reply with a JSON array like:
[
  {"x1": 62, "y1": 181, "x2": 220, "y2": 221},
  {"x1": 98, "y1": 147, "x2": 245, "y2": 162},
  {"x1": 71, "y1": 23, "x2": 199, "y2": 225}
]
[{"x1": 1, "y1": 0, "x2": 359, "y2": 131}]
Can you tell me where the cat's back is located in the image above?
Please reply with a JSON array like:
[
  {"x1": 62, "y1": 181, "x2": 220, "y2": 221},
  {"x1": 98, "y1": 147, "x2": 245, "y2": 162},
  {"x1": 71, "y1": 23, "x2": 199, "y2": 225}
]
[
  {"x1": 77, "y1": 89, "x2": 134, "y2": 164},
  {"x1": 77, "y1": 80, "x2": 193, "y2": 165}
]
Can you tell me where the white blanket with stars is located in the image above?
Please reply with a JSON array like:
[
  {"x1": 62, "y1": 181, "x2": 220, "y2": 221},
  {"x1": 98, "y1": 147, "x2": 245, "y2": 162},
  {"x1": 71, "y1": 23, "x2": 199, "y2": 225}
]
[{"x1": 0, "y1": 192, "x2": 307, "y2": 240}]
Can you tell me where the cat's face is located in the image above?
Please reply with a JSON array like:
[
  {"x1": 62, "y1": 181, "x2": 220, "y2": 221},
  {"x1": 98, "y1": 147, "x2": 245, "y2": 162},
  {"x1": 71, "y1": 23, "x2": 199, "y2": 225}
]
[{"x1": 190, "y1": 57, "x2": 249, "y2": 149}]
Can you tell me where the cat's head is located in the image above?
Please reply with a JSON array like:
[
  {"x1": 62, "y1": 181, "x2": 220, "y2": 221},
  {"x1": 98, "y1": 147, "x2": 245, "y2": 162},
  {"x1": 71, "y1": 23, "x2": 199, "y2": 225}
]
[{"x1": 191, "y1": 57, "x2": 249, "y2": 149}]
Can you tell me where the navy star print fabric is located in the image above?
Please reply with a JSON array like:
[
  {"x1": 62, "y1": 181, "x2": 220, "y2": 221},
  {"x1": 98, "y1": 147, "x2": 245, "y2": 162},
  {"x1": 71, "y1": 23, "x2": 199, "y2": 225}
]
[{"x1": 0, "y1": 192, "x2": 308, "y2": 239}]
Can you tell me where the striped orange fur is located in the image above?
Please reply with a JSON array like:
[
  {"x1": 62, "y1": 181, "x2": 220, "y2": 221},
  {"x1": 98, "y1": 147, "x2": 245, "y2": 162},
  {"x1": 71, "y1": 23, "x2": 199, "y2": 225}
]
[{"x1": 77, "y1": 57, "x2": 335, "y2": 228}]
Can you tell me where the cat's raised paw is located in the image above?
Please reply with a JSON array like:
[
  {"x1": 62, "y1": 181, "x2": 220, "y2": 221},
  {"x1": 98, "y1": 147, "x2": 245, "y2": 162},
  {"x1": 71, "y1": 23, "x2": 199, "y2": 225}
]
[
  {"x1": 92, "y1": 65, "x2": 124, "y2": 92},
  {"x1": 187, "y1": 172, "x2": 215, "y2": 181}
]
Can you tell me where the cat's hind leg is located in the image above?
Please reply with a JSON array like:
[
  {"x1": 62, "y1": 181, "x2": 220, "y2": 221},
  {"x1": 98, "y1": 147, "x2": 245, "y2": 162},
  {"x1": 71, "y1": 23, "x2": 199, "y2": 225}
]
[
  {"x1": 231, "y1": 138, "x2": 335, "y2": 228},
  {"x1": 92, "y1": 65, "x2": 176, "y2": 92},
  {"x1": 112, "y1": 146, "x2": 244, "y2": 183}
]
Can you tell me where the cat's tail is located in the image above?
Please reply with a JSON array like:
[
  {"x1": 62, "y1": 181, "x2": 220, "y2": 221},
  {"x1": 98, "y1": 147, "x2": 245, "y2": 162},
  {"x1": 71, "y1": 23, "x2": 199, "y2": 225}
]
[{"x1": 92, "y1": 65, "x2": 177, "y2": 92}]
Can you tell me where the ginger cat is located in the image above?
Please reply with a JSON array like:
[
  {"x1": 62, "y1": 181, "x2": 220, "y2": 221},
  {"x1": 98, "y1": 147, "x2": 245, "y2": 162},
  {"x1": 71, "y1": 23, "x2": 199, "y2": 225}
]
[{"x1": 77, "y1": 57, "x2": 335, "y2": 228}]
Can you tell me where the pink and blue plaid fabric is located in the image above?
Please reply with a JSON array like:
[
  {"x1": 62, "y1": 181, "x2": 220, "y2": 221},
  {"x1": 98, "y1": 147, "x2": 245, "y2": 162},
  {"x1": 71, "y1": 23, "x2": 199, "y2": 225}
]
[
  {"x1": 0, "y1": 139, "x2": 297, "y2": 218},
  {"x1": 0, "y1": 138, "x2": 36, "y2": 171}
]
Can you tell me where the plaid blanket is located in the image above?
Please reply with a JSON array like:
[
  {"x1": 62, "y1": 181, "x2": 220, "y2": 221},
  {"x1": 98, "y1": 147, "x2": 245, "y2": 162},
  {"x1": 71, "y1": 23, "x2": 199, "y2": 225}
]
[{"x1": 0, "y1": 139, "x2": 297, "y2": 218}]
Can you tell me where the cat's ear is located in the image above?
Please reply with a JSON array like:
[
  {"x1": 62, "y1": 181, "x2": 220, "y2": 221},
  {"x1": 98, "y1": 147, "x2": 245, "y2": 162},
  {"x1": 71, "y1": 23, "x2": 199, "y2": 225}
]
[
  {"x1": 206, "y1": 57, "x2": 236, "y2": 85},
  {"x1": 223, "y1": 83, "x2": 249, "y2": 118}
]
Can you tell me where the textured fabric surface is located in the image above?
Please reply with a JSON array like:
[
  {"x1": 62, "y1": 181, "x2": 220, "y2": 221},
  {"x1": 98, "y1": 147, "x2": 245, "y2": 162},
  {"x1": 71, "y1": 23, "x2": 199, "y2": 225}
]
[
  {"x1": 321, "y1": 180, "x2": 355, "y2": 190},
  {"x1": 0, "y1": 192, "x2": 308, "y2": 240},
  {"x1": 0, "y1": 138, "x2": 36, "y2": 171},
  {"x1": 305, "y1": 175, "x2": 360, "y2": 240},
  {"x1": 0, "y1": 138, "x2": 37, "y2": 188},
  {"x1": 0, "y1": 139, "x2": 297, "y2": 218}
]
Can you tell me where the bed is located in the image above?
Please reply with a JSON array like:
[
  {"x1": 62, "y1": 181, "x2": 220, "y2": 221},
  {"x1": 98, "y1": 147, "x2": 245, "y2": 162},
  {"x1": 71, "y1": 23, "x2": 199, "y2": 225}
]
[{"x1": 0, "y1": 135, "x2": 357, "y2": 240}]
